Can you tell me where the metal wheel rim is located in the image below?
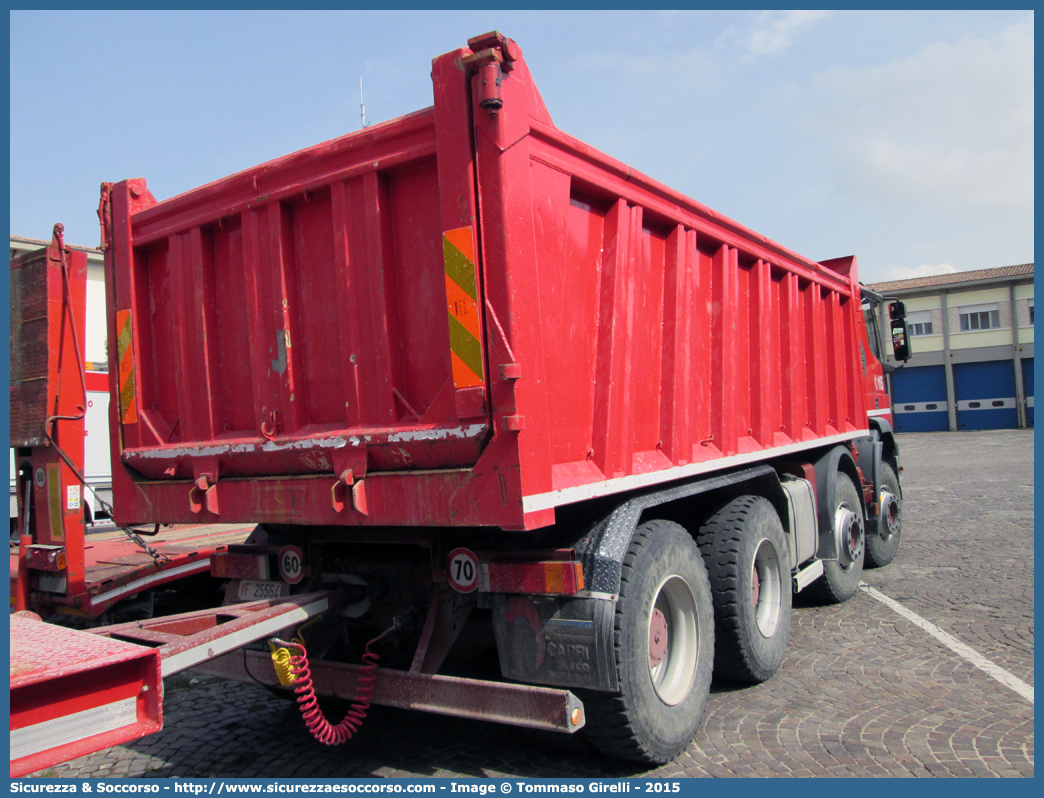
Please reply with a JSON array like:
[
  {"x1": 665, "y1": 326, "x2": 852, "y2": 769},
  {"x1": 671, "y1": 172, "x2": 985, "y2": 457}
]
[
  {"x1": 648, "y1": 575, "x2": 699, "y2": 706},
  {"x1": 835, "y1": 503, "x2": 863, "y2": 571},
  {"x1": 879, "y1": 490, "x2": 900, "y2": 539},
  {"x1": 751, "y1": 538, "x2": 783, "y2": 637}
]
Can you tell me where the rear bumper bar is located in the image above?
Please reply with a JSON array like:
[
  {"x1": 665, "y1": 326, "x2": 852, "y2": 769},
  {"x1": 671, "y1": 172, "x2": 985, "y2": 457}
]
[{"x1": 194, "y1": 649, "x2": 586, "y2": 734}]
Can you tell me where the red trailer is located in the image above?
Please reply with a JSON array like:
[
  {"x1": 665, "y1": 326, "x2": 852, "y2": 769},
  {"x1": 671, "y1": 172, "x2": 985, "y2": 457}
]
[
  {"x1": 9, "y1": 230, "x2": 255, "y2": 621},
  {"x1": 87, "y1": 32, "x2": 910, "y2": 763}
]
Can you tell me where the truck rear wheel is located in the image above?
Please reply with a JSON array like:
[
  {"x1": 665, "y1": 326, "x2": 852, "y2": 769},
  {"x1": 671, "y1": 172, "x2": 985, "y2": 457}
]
[
  {"x1": 865, "y1": 463, "x2": 901, "y2": 568},
  {"x1": 697, "y1": 496, "x2": 791, "y2": 683},
  {"x1": 810, "y1": 473, "x2": 865, "y2": 603},
  {"x1": 582, "y1": 520, "x2": 713, "y2": 764}
]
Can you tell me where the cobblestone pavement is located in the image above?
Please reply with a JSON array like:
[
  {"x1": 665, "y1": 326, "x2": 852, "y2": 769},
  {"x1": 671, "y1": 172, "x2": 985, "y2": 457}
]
[{"x1": 31, "y1": 430, "x2": 1033, "y2": 778}]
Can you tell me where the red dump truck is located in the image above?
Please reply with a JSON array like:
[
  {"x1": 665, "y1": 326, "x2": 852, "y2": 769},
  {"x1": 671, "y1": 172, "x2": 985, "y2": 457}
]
[{"x1": 88, "y1": 32, "x2": 910, "y2": 764}]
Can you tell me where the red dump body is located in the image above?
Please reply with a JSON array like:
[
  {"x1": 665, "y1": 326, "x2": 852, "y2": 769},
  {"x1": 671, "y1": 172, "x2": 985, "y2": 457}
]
[{"x1": 103, "y1": 35, "x2": 872, "y2": 533}]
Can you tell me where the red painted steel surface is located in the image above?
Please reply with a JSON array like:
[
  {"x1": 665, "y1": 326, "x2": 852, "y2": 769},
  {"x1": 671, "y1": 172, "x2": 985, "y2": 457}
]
[
  {"x1": 90, "y1": 590, "x2": 339, "y2": 677},
  {"x1": 10, "y1": 613, "x2": 162, "y2": 776},
  {"x1": 10, "y1": 235, "x2": 90, "y2": 600},
  {"x1": 9, "y1": 237, "x2": 260, "y2": 619},
  {"x1": 211, "y1": 550, "x2": 270, "y2": 580},
  {"x1": 103, "y1": 33, "x2": 877, "y2": 533}
]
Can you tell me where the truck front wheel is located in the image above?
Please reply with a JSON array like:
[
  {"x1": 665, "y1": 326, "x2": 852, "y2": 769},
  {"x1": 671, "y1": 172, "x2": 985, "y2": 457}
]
[
  {"x1": 810, "y1": 473, "x2": 865, "y2": 603},
  {"x1": 865, "y1": 463, "x2": 902, "y2": 568},
  {"x1": 697, "y1": 496, "x2": 791, "y2": 683},
  {"x1": 582, "y1": 520, "x2": 713, "y2": 764}
]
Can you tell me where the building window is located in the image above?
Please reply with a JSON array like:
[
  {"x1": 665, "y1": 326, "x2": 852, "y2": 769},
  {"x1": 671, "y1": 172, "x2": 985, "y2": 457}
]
[
  {"x1": 1029, "y1": 301, "x2": 1034, "y2": 326},
  {"x1": 906, "y1": 310, "x2": 934, "y2": 337},
  {"x1": 958, "y1": 303, "x2": 1001, "y2": 331}
]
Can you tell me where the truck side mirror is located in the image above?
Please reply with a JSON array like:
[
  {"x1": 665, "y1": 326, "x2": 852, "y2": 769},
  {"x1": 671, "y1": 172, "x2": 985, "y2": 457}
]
[{"x1": 888, "y1": 301, "x2": 911, "y2": 361}]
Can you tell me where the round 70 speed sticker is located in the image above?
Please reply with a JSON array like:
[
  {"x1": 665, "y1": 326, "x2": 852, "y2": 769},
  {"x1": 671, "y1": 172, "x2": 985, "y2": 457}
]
[{"x1": 447, "y1": 547, "x2": 479, "y2": 593}]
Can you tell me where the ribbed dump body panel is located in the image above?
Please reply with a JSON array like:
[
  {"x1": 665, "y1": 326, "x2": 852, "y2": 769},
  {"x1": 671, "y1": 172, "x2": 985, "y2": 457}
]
[
  {"x1": 513, "y1": 122, "x2": 868, "y2": 511},
  {"x1": 114, "y1": 109, "x2": 487, "y2": 482}
]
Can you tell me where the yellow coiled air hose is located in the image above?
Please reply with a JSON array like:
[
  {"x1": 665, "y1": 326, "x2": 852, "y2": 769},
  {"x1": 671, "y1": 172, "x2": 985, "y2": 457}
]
[{"x1": 269, "y1": 618, "x2": 319, "y2": 686}]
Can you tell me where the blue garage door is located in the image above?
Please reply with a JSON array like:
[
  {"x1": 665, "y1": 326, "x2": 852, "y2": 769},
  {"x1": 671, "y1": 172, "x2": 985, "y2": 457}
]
[
  {"x1": 954, "y1": 360, "x2": 1018, "y2": 430},
  {"x1": 892, "y1": 365, "x2": 949, "y2": 432},
  {"x1": 1022, "y1": 357, "x2": 1034, "y2": 428}
]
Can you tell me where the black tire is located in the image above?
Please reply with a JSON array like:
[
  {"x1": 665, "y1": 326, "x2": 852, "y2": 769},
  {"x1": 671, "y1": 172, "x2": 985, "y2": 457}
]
[
  {"x1": 697, "y1": 496, "x2": 791, "y2": 683},
  {"x1": 865, "y1": 463, "x2": 901, "y2": 568},
  {"x1": 582, "y1": 520, "x2": 713, "y2": 764},
  {"x1": 809, "y1": 473, "x2": 865, "y2": 603}
]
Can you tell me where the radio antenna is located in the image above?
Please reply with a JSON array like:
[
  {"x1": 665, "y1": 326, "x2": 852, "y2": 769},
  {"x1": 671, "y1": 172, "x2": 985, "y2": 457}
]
[{"x1": 360, "y1": 77, "x2": 368, "y2": 129}]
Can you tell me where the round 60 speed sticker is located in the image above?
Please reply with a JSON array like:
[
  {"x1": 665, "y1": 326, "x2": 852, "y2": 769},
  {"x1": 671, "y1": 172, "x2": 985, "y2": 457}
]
[
  {"x1": 447, "y1": 547, "x2": 479, "y2": 593},
  {"x1": 279, "y1": 545, "x2": 304, "y2": 585}
]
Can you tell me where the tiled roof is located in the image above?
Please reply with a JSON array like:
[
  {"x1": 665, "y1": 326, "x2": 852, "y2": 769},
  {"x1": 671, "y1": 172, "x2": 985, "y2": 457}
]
[
  {"x1": 866, "y1": 263, "x2": 1033, "y2": 293},
  {"x1": 10, "y1": 235, "x2": 102, "y2": 255}
]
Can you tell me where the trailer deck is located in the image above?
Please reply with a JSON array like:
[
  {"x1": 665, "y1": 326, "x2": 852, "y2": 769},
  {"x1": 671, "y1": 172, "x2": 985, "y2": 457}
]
[
  {"x1": 10, "y1": 590, "x2": 338, "y2": 776},
  {"x1": 9, "y1": 523, "x2": 255, "y2": 618}
]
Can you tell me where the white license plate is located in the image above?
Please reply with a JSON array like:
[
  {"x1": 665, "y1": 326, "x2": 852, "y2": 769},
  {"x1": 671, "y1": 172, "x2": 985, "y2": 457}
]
[{"x1": 238, "y1": 580, "x2": 290, "y2": 601}]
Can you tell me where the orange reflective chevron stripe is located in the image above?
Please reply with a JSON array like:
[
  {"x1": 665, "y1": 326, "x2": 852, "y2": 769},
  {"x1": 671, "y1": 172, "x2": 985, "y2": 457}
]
[
  {"x1": 443, "y1": 227, "x2": 484, "y2": 388},
  {"x1": 47, "y1": 464, "x2": 64, "y2": 542},
  {"x1": 116, "y1": 309, "x2": 137, "y2": 424}
]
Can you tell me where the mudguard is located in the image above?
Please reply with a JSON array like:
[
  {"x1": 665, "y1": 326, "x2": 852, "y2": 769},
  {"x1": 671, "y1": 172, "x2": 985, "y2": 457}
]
[{"x1": 812, "y1": 446, "x2": 864, "y2": 560}]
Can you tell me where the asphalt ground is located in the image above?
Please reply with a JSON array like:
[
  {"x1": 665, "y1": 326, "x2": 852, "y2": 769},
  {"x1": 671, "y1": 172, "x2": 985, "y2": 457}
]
[{"x1": 29, "y1": 430, "x2": 1034, "y2": 779}]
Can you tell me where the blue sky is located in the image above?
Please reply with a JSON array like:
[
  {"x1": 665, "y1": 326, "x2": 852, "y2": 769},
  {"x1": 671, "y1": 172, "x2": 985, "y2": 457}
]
[{"x1": 9, "y1": 10, "x2": 1033, "y2": 284}]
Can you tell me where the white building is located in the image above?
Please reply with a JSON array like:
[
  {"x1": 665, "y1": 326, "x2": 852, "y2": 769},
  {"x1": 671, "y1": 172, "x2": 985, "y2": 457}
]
[
  {"x1": 10, "y1": 235, "x2": 108, "y2": 370},
  {"x1": 866, "y1": 263, "x2": 1034, "y2": 432}
]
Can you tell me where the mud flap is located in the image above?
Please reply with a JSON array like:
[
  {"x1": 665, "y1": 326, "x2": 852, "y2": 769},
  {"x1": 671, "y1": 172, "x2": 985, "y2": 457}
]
[{"x1": 492, "y1": 594, "x2": 618, "y2": 692}]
